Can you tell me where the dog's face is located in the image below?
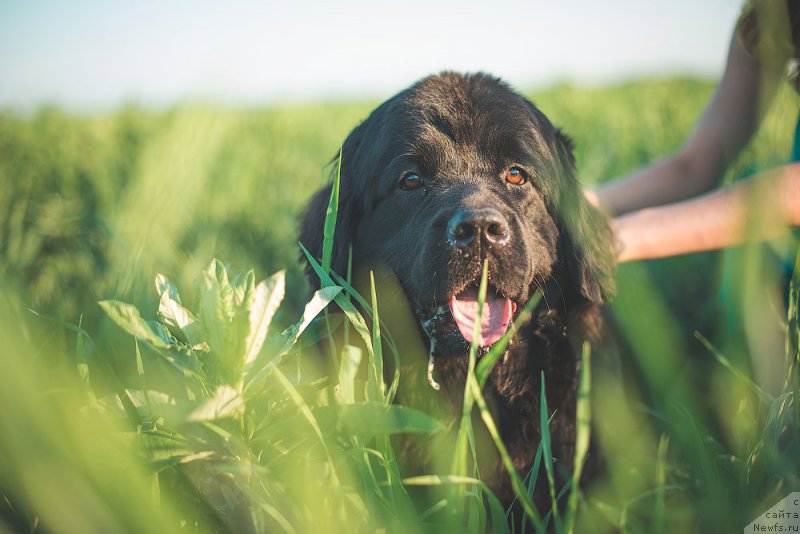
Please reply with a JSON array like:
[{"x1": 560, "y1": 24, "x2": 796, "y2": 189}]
[{"x1": 301, "y1": 72, "x2": 614, "y2": 359}]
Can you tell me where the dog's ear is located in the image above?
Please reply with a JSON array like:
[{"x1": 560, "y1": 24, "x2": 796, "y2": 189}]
[
  {"x1": 298, "y1": 120, "x2": 368, "y2": 289},
  {"x1": 551, "y1": 130, "x2": 616, "y2": 304}
]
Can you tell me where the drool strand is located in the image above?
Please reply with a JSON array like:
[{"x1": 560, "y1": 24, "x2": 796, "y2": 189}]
[{"x1": 427, "y1": 339, "x2": 440, "y2": 391}]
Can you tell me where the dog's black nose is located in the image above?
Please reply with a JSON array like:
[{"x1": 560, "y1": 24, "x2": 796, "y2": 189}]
[{"x1": 447, "y1": 208, "x2": 509, "y2": 250}]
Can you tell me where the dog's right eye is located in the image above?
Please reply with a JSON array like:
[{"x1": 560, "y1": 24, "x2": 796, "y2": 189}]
[
  {"x1": 505, "y1": 166, "x2": 528, "y2": 185},
  {"x1": 399, "y1": 173, "x2": 424, "y2": 191}
]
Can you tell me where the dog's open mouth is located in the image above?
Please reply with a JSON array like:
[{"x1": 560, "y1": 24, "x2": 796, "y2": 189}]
[{"x1": 449, "y1": 286, "x2": 517, "y2": 347}]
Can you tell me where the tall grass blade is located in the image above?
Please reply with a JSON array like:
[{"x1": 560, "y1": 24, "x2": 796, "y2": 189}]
[
  {"x1": 485, "y1": 487, "x2": 511, "y2": 534},
  {"x1": 654, "y1": 434, "x2": 670, "y2": 533},
  {"x1": 539, "y1": 373, "x2": 561, "y2": 529},
  {"x1": 369, "y1": 271, "x2": 386, "y2": 401},
  {"x1": 330, "y1": 270, "x2": 401, "y2": 403},
  {"x1": 450, "y1": 260, "x2": 489, "y2": 520},
  {"x1": 401, "y1": 475, "x2": 483, "y2": 487},
  {"x1": 469, "y1": 376, "x2": 546, "y2": 532},
  {"x1": 300, "y1": 244, "x2": 375, "y2": 358},
  {"x1": 75, "y1": 314, "x2": 97, "y2": 406},
  {"x1": 338, "y1": 344, "x2": 362, "y2": 404},
  {"x1": 476, "y1": 291, "x2": 542, "y2": 387},
  {"x1": 564, "y1": 342, "x2": 592, "y2": 534},
  {"x1": 786, "y1": 249, "x2": 799, "y2": 388},
  {"x1": 271, "y1": 366, "x2": 342, "y2": 490},
  {"x1": 322, "y1": 146, "x2": 343, "y2": 274},
  {"x1": 520, "y1": 440, "x2": 545, "y2": 534},
  {"x1": 344, "y1": 245, "x2": 353, "y2": 347},
  {"x1": 694, "y1": 331, "x2": 772, "y2": 403},
  {"x1": 134, "y1": 339, "x2": 153, "y2": 417}
]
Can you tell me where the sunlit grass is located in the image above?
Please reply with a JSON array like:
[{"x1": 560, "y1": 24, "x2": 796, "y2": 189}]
[
  {"x1": 0, "y1": 77, "x2": 798, "y2": 532},
  {"x1": 3, "y1": 227, "x2": 796, "y2": 532}
]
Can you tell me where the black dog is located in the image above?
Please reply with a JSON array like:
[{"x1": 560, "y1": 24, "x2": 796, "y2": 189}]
[{"x1": 300, "y1": 72, "x2": 615, "y2": 508}]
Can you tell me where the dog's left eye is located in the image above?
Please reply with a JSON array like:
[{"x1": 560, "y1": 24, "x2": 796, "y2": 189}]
[
  {"x1": 505, "y1": 166, "x2": 527, "y2": 185},
  {"x1": 399, "y1": 173, "x2": 424, "y2": 191}
]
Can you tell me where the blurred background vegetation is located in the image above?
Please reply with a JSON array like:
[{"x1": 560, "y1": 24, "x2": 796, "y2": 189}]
[
  {"x1": 2, "y1": 77, "x2": 794, "y2": 338},
  {"x1": 1, "y1": 76, "x2": 798, "y2": 532},
  {"x1": 0, "y1": 77, "x2": 794, "y2": 365}
]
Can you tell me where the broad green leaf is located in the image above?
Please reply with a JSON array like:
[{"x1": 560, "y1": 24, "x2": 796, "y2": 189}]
[
  {"x1": 134, "y1": 433, "x2": 193, "y2": 458},
  {"x1": 118, "y1": 386, "x2": 244, "y2": 425},
  {"x1": 281, "y1": 285, "x2": 343, "y2": 351},
  {"x1": 224, "y1": 306, "x2": 250, "y2": 384},
  {"x1": 155, "y1": 273, "x2": 181, "y2": 303},
  {"x1": 244, "y1": 285, "x2": 342, "y2": 393},
  {"x1": 198, "y1": 259, "x2": 251, "y2": 384},
  {"x1": 231, "y1": 269, "x2": 256, "y2": 308},
  {"x1": 199, "y1": 260, "x2": 235, "y2": 354},
  {"x1": 155, "y1": 274, "x2": 208, "y2": 349},
  {"x1": 243, "y1": 271, "x2": 285, "y2": 366},
  {"x1": 98, "y1": 390, "x2": 176, "y2": 419},
  {"x1": 100, "y1": 301, "x2": 204, "y2": 378},
  {"x1": 99, "y1": 300, "x2": 173, "y2": 350},
  {"x1": 148, "y1": 451, "x2": 215, "y2": 473},
  {"x1": 149, "y1": 321, "x2": 177, "y2": 346},
  {"x1": 158, "y1": 291, "x2": 202, "y2": 339},
  {"x1": 125, "y1": 389, "x2": 176, "y2": 407},
  {"x1": 184, "y1": 385, "x2": 244, "y2": 423}
]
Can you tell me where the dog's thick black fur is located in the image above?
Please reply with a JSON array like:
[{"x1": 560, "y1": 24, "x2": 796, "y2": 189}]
[{"x1": 300, "y1": 72, "x2": 615, "y2": 509}]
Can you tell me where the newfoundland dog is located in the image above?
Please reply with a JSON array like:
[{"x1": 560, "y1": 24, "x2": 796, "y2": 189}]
[{"x1": 300, "y1": 72, "x2": 615, "y2": 508}]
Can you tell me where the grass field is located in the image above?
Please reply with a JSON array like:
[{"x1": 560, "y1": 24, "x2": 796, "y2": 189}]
[{"x1": 0, "y1": 77, "x2": 798, "y2": 532}]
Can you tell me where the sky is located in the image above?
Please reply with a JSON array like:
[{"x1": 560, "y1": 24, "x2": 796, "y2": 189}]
[{"x1": 0, "y1": 0, "x2": 743, "y2": 110}]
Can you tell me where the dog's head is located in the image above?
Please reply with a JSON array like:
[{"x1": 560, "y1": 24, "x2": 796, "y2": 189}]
[{"x1": 301, "y1": 72, "x2": 614, "y2": 358}]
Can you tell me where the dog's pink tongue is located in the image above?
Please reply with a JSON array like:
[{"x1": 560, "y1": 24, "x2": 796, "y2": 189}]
[{"x1": 449, "y1": 288, "x2": 515, "y2": 347}]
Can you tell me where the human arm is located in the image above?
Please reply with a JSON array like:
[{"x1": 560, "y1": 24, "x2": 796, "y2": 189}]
[
  {"x1": 614, "y1": 163, "x2": 800, "y2": 263},
  {"x1": 590, "y1": 34, "x2": 783, "y2": 216}
]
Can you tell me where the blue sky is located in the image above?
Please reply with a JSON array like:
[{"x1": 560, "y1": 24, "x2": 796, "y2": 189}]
[{"x1": 0, "y1": 0, "x2": 742, "y2": 110}]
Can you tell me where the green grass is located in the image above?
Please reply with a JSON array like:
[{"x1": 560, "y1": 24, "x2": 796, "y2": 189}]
[{"x1": 0, "y1": 77, "x2": 799, "y2": 532}]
